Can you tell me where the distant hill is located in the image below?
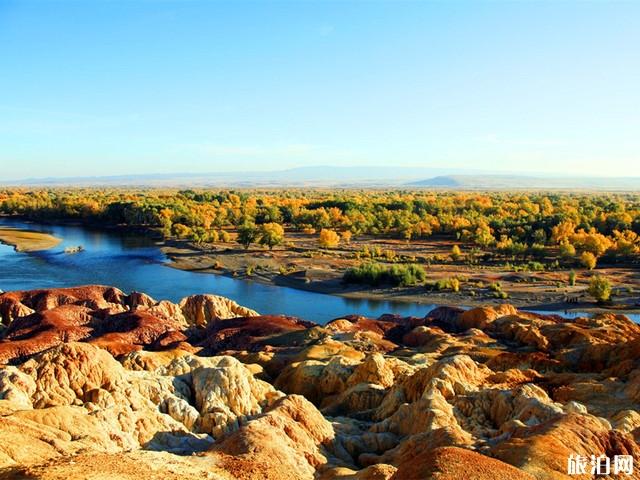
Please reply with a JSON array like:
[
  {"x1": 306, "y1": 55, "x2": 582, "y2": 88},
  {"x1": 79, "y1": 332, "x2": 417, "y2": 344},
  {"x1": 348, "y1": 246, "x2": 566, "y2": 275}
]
[
  {"x1": 409, "y1": 175, "x2": 640, "y2": 190},
  {"x1": 4, "y1": 166, "x2": 483, "y2": 187},
  {"x1": 5, "y1": 167, "x2": 640, "y2": 190},
  {"x1": 411, "y1": 176, "x2": 463, "y2": 187}
]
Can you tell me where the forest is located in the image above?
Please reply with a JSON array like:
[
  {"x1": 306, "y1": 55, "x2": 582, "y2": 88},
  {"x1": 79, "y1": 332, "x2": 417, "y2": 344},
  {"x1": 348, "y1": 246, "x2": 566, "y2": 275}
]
[{"x1": 1, "y1": 188, "x2": 638, "y2": 270}]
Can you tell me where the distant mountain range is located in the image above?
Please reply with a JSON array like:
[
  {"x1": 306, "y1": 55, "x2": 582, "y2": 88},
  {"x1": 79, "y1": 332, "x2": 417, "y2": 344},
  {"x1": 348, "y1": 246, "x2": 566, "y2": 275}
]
[
  {"x1": 4, "y1": 166, "x2": 640, "y2": 190},
  {"x1": 6, "y1": 166, "x2": 475, "y2": 187},
  {"x1": 408, "y1": 175, "x2": 640, "y2": 190}
]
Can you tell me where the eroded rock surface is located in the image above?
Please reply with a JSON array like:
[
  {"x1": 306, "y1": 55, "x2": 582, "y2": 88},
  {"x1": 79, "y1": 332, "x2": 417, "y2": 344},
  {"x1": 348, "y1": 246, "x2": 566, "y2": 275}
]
[{"x1": 0, "y1": 287, "x2": 638, "y2": 479}]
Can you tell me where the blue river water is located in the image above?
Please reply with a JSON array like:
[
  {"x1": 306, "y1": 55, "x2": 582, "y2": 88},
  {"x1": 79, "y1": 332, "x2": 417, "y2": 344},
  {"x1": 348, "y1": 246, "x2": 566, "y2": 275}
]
[{"x1": 1, "y1": 218, "x2": 638, "y2": 324}]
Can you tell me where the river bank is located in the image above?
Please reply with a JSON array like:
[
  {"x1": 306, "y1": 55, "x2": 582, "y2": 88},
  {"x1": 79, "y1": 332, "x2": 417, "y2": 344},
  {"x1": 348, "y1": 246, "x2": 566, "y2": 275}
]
[
  {"x1": 162, "y1": 240, "x2": 640, "y2": 316},
  {"x1": 1, "y1": 215, "x2": 637, "y2": 321}
]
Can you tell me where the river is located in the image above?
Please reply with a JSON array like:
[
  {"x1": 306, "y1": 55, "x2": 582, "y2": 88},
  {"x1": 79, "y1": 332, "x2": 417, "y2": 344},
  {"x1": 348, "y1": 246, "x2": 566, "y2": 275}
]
[{"x1": 1, "y1": 218, "x2": 638, "y2": 324}]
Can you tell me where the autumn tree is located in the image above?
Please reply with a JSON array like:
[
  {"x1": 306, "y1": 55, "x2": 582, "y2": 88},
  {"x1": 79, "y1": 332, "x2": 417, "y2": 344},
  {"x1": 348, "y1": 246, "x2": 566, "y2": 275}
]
[
  {"x1": 341, "y1": 230, "x2": 352, "y2": 244},
  {"x1": 551, "y1": 221, "x2": 575, "y2": 244},
  {"x1": 559, "y1": 241, "x2": 576, "y2": 260},
  {"x1": 319, "y1": 229, "x2": 340, "y2": 248},
  {"x1": 172, "y1": 223, "x2": 191, "y2": 239},
  {"x1": 259, "y1": 222, "x2": 285, "y2": 250},
  {"x1": 473, "y1": 222, "x2": 495, "y2": 247},
  {"x1": 580, "y1": 251, "x2": 597, "y2": 270},
  {"x1": 570, "y1": 229, "x2": 612, "y2": 257}
]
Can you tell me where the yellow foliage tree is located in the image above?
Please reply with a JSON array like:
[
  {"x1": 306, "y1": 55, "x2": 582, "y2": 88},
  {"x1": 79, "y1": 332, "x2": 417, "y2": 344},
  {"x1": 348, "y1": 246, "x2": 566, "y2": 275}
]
[
  {"x1": 579, "y1": 251, "x2": 597, "y2": 270},
  {"x1": 319, "y1": 229, "x2": 340, "y2": 248}
]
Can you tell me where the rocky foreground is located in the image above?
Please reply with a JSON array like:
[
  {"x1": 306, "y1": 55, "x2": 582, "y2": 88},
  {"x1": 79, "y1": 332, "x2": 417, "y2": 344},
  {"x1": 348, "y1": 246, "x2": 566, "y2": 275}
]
[{"x1": 0, "y1": 286, "x2": 638, "y2": 479}]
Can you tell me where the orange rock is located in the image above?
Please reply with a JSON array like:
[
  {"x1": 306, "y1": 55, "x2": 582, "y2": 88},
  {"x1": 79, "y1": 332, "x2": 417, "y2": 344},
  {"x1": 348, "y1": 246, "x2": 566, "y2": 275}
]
[
  {"x1": 209, "y1": 395, "x2": 334, "y2": 480},
  {"x1": 392, "y1": 446, "x2": 535, "y2": 480},
  {"x1": 458, "y1": 304, "x2": 518, "y2": 331},
  {"x1": 491, "y1": 413, "x2": 640, "y2": 480}
]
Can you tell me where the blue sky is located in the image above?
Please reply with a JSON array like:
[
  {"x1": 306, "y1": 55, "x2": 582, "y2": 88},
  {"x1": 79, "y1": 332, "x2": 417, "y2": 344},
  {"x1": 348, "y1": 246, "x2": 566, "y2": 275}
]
[{"x1": 1, "y1": 0, "x2": 639, "y2": 180}]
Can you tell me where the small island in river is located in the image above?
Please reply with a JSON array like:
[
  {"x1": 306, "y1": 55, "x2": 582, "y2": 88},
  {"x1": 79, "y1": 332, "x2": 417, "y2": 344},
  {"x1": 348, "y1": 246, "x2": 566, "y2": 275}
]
[{"x1": 0, "y1": 227, "x2": 62, "y2": 252}]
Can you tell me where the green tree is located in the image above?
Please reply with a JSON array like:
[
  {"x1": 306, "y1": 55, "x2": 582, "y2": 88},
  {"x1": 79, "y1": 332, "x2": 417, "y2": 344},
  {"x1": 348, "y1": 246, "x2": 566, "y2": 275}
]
[
  {"x1": 237, "y1": 223, "x2": 259, "y2": 249},
  {"x1": 259, "y1": 222, "x2": 285, "y2": 250}
]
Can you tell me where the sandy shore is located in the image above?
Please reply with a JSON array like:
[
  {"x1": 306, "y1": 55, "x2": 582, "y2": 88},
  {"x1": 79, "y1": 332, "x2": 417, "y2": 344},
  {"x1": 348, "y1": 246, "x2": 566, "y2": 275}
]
[{"x1": 0, "y1": 227, "x2": 62, "y2": 252}]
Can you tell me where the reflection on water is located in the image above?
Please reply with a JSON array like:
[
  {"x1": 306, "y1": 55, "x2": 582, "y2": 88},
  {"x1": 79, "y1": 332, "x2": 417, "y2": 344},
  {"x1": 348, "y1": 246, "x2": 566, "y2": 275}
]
[{"x1": 1, "y1": 218, "x2": 638, "y2": 325}]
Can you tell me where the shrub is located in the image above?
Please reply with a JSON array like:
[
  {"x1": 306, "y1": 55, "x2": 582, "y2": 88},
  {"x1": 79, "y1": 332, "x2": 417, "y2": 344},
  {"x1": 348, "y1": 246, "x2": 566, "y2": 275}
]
[
  {"x1": 206, "y1": 229, "x2": 220, "y2": 243},
  {"x1": 278, "y1": 265, "x2": 293, "y2": 275},
  {"x1": 588, "y1": 275, "x2": 612, "y2": 303},
  {"x1": 344, "y1": 262, "x2": 384, "y2": 285},
  {"x1": 319, "y1": 229, "x2": 340, "y2": 248},
  {"x1": 530, "y1": 243, "x2": 547, "y2": 258},
  {"x1": 388, "y1": 264, "x2": 426, "y2": 286},
  {"x1": 450, "y1": 245, "x2": 462, "y2": 261},
  {"x1": 383, "y1": 249, "x2": 397, "y2": 261},
  {"x1": 559, "y1": 241, "x2": 576, "y2": 259},
  {"x1": 343, "y1": 262, "x2": 426, "y2": 287},
  {"x1": 568, "y1": 270, "x2": 577, "y2": 286},
  {"x1": 527, "y1": 261, "x2": 545, "y2": 272},
  {"x1": 487, "y1": 281, "x2": 508, "y2": 298},
  {"x1": 580, "y1": 251, "x2": 597, "y2": 270},
  {"x1": 432, "y1": 277, "x2": 460, "y2": 292},
  {"x1": 341, "y1": 231, "x2": 353, "y2": 244},
  {"x1": 172, "y1": 223, "x2": 191, "y2": 239}
]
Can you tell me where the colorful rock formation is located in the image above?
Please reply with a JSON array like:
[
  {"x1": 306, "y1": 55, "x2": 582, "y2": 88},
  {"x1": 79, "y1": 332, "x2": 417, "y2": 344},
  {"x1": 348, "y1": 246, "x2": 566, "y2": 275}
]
[{"x1": 0, "y1": 286, "x2": 638, "y2": 479}]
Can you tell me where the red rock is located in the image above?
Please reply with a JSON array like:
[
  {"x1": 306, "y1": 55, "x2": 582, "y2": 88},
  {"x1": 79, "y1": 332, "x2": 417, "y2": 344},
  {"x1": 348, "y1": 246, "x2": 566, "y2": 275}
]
[
  {"x1": 196, "y1": 315, "x2": 317, "y2": 354},
  {"x1": 0, "y1": 286, "x2": 127, "y2": 320},
  {"x1": 326, "y1": 314, "x2": 428, "y2": 345},
  {"x1": 0, "y1": 287, "x2": 187, "y2": 362}
]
